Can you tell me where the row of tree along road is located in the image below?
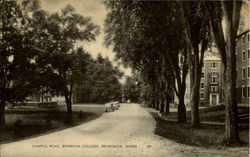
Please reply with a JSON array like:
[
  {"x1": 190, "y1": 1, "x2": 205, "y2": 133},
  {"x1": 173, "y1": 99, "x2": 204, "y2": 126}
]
[
  {"x1": 0, "y1": 1, "x2": 122, "y2": 127},
  {"x1": 103, "y1": 0, "x2": 245, "y2": 145}
]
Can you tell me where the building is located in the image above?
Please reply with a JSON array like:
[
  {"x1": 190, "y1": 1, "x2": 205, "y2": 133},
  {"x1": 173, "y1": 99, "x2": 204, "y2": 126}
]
[
  {"x1": 174, "y1": 31, "x2": 250, "y2": 107},
  {"x1": 236, "y1": 30, "x2": 249, "y2": 105},
  {"x1": 174, "y1": 50, "x2": 224, "y2": 107},
  {"x1": 201, "y1": 54, "x2": 223, "y2": 106}
]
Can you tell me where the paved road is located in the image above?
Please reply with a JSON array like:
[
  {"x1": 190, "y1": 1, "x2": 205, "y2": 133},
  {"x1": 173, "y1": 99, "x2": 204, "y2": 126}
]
[{"x1": 1, "y1": 103, "x2": 248, "y2": 157}]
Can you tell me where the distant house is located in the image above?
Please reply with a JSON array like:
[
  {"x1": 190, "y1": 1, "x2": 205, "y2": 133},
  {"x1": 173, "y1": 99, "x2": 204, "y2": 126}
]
[
  {"x1": 201, "y1": 54, "x2": 223, "y2": 106},
  {"x1": 27, "y1": 89, "x2": 64, "y2": 107},
  {"x1": 236, "y1": 29, "x2": 249, "y2": 105},
  {"x1": 29, "y1": 91, "x2": 52, "y2": 102}
]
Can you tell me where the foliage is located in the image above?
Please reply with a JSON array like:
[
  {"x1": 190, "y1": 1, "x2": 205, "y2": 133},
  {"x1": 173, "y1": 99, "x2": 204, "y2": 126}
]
[
  {"x1": 104, "y1": 1, "x2": 188, "y2": 121},
  {"x1": 0, "y1": 0, "x2": 40, "y2": 105},
  {"x1": 74, "y1": 54, "x2": 123, "y2": 103},
  {"x1": 122, "y1": 75, "x2": 141, "y2": 103},
  {"x1": 180, "y1": 1, "x2": 211, "y2": 127},
  {"x1": 0, "y1": 0, "x2": 120, "y2": 126}
]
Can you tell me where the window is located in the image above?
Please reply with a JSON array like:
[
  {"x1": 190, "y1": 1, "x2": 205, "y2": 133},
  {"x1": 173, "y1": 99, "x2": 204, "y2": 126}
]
[
  {"x1": 242, "y1": 86, "x2": 246, "y2": 98},
  {"x1": 242, "y1": 51, "x2": 246, "y2": 60},
  {"x1": 248, "y1": 34, "x2": 249, "y2": 41},
  {"x1": 242, "y1": 67, "x2": 246, "y2": 79},
  {"x1": 243, "y1": 35, "x2": 245, "y2": 43},
  {"x1": 211, "y1": 86, "x2": 217, "y2": 92},
  {"x1": 200, "y1": 93, "x2": 204, "y2": 99},
  {"x1": 211, "y1": 62, "x2": 217, "y2": 68},
  {"x1": 211, "y1": 76, "x2": 217, "y2": 84},
  {"x1": 201, "y1": 82, "x2": 204, "y2": 88},
  {"x1": 248, "y1": 50, "x2": 250, "y2": 59},
  {"x1": 222, "y1": 88, "x2": 225, "y2": 98},
  {"x1": 201, "y1": 72, "x2": 204, "y2": 78}
]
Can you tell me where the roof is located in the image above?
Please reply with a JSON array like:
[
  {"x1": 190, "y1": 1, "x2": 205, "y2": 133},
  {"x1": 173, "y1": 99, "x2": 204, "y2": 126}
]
[{"x1": 204, "y1": 55, "x2": 221, "y2": 61}]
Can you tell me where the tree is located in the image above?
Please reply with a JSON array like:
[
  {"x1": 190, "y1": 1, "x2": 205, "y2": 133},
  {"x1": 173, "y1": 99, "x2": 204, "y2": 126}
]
[
  {"x1": 122, "y1": 75, "x2": 141, "y2": 103},
  {"x1": 204, "y1": 0, "x2": 242, "y2": 145},
  {"x1": 0, "y1": 0, "x2": 42, "y2": 126},
  {"x1": 20, "y1": 3, "x2": 100, "y2": 121},
  {"x1": 181, "y1": 1, "x2": 211, "y2": 127},
  {"x1": 71, "y1": 54, "x2": 123, "y2": 104},
  {"x1": 140, "y1": 1, "x2": 189, "y2": 122},
  {"x1": 87, "y1": 54, "x2": 123, "y2": 103}
]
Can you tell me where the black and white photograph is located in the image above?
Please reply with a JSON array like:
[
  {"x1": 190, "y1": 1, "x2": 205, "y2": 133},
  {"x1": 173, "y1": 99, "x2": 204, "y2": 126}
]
[{"x1": 0, "y1": 0, "x2": 249, "y2": 156}]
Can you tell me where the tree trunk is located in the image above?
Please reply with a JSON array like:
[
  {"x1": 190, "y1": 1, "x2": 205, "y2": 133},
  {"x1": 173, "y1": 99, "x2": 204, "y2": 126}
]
[
  {"x1": 155, "y1": 80, "x2": 160, "y2": 110},
  {"x1": 0, "y1": 100, "x2": 6, "y2": 127},
  {"x1": 155, "y1": 99, "x2": 159, "y2": 110},
  {"x1": 159, "y1": 96, "x2": 165, "y2": 113},
  {"x1": 205, "y1": 0, "x2": 242, "y2": 145},
  {"x1": 163, "y1": 91, "x2": 170, "y2": 114},
  {"x1": 190, "y1": 72, "x2": 201, "y2": 127},
  {"x1": 177, "y1": 91, "x2": 186, "y2": 122},
  {"x1": 150, "y1": 90, "x2": 155, "y2": 108},
  {"x1": 190, "y1": 46, "x2": 201, "y2": 128},
  {"x1": 64, "y1": 92, "x2": 73, "y2": 123},
  {"x1": 223, "y1": 18, "x2": 239, "y2": 145},
  {"x1": 164, "y1": 96, "x2": 170, "y2": 114},
  {"x1": 224, "y1": 63, "x2": 239, "y2": 144}
]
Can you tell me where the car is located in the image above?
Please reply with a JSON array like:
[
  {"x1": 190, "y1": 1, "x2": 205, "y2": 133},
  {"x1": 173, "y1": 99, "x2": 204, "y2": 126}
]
[
  {"x1": 105, "y1": 102, "x2": 114, "y2": 112},
  {"x1": 105, "y1": 101, "x2": 120, "y2": 112},
  {"x1": 112, "y1": 101, "x2": 119, "y2": 110}
]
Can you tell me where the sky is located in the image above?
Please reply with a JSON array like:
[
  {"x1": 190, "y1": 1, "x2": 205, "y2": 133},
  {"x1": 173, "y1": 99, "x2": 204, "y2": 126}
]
[{"x1": 39, "y1": 0, "x2": 132, "y2": 78}]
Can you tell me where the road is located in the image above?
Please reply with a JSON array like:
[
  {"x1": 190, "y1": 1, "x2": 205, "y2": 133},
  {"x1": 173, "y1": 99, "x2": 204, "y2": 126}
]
[{"x1": 1, "y1": 103, "x2": 248, "y2": 157}]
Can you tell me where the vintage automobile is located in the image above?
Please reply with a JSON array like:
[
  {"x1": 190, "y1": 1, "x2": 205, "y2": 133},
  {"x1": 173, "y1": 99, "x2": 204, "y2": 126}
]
[
  {"x1": 105, "y1": 102, "x2": 114, "y2": 112},
  {"x1": 112, "y1": 101, "x2": 119, "y2": 110},
  {"x1": 105, "y1": 101, "x2": 120, "y2": 112}
]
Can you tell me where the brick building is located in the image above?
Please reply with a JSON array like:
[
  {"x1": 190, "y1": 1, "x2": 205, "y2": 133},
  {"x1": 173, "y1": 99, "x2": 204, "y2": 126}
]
[
  {"x1": 174, "y1": 29, "x2": 250, "y2": 107},
  {"x1": 236, "y1": 29, "x2": 249, "y2": 105},
  {"x1": 201, "y1": 54, "x2": 223, "y2": 106},
  {"x1": 174, "y1": 51, "x2": 223, "y2": 106}
]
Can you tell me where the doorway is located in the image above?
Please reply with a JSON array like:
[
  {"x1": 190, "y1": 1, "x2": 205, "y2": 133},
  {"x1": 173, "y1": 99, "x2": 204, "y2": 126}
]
[{"x1": 212, "y1": 95, "x2": 217, "y2": 106}]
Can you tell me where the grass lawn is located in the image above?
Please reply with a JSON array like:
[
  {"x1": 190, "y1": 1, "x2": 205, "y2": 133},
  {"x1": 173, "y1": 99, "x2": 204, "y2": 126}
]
[
  {"x1": 0, "y1": 104, "x2": 105, "y2": 144},
  {"x1": 162, "y1": 105, "x2": 249, "y2": 124},
  {"x1": 145, "y1": 106, "x2": 249, "y2": 148}
]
